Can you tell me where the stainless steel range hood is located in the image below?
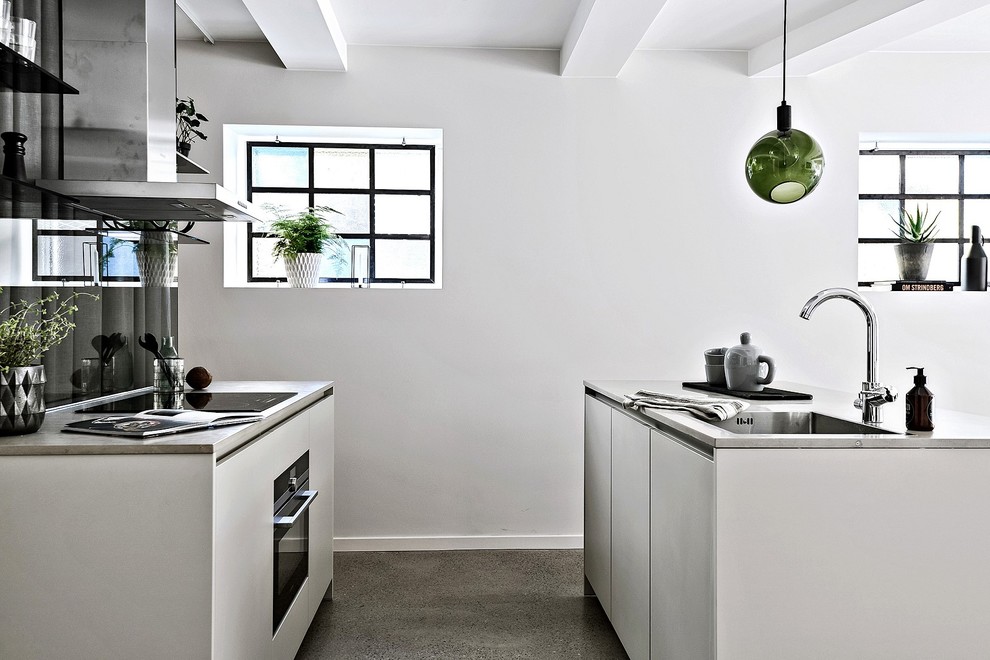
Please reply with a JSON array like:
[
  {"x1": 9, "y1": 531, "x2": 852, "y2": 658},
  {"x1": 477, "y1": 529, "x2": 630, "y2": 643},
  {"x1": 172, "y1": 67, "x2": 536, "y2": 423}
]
[{"x1": 36, "y1": 0, "x2": 262, "y2": 223}]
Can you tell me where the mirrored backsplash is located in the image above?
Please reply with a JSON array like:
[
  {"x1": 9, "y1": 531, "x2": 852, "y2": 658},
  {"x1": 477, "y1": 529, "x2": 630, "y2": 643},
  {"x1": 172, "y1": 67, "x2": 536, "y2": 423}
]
[{"x1": 0, "y1": 285, "x2": 179, "y2": 407}]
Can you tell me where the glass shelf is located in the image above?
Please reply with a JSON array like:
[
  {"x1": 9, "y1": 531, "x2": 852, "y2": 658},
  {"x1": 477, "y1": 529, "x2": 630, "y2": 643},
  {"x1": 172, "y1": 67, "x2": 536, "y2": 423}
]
[
  {"x1": 0, "y1": 43, "x2": 79, "y2": 94},
  {"x1": 92, "y1": 219, "x2": 209, "y2": 245},
  {"x1": 176, "y1": 152, "x2": 209, "y2": 175}
]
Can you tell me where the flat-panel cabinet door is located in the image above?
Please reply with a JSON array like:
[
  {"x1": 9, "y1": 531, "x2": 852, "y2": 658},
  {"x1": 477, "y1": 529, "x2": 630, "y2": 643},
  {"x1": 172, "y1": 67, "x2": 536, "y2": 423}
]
[
  {"x1": 584, "y1": 395, "x2": 612, "y2": 615},
  {"x1": 309, "y1": 394, "x2": 335, "y2": 612},
  {"x1": 611, "y1": 410, "x2": 651, "y2": 660},
  {"x1": 651, "y1": 430, "x2": 714, "y2": 660}
]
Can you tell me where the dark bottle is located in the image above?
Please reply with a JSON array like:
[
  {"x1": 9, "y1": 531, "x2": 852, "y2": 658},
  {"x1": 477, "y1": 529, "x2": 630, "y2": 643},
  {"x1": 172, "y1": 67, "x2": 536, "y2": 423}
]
[
  {"x1": 0, "y1": 131, "x2": 27, "y2": 181},
  {"x1": 905, "y1": 367, "x2": 934, "y2": 432},
  {"x1": 963, "y1": 225, "x2": 988, "y2": 291}
]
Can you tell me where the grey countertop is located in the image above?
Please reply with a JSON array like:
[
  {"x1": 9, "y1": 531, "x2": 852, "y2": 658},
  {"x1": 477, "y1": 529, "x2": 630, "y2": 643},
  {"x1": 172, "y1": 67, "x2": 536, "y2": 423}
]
[
  {"x1": 0, "y1": 381, "x2": 333, "y2": 458},
  {"x1": 585, "y1": 380, "x2": 990, "y2": 449}
]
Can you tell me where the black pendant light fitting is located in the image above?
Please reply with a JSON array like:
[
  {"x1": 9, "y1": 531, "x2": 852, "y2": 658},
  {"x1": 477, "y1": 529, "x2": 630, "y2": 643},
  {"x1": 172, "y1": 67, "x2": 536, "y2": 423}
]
[{"x1": 744, "y1": 0, "x2": 825, "y2": 204}]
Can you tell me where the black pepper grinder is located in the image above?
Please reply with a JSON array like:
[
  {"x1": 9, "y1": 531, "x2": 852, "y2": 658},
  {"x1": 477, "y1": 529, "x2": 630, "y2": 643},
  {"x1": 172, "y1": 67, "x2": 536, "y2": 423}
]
[
  {"x1": 1, "y1": 131, "x2": 27, "y2": 180},
  {"x1": 963, "y1": 225, "x2": 988, "y2": 291}
]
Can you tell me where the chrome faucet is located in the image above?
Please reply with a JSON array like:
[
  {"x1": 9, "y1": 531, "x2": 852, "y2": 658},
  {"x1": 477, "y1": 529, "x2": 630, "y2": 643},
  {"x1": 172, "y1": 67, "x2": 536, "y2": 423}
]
[{"x1": 799, "y1": 287, "x2": 897, "y2": 424}]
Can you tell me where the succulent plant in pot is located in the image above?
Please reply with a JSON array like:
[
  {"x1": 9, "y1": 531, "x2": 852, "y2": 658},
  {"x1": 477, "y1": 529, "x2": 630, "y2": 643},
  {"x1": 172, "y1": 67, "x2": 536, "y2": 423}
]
[
  {"x1": 0, "y1": 290, "x2": 96, "y2": 435},
  {"x1": 267, "y1": 205, "x2": 348, "y2": 288},
  {"x1": 889, "y1": 204, "x2": 940, "y2": 281}
]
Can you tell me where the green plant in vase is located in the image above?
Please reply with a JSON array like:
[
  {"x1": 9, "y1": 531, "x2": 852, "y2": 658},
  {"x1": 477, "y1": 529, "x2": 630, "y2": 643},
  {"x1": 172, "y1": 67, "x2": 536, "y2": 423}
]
[
  {"x1": 266, "y1": 205, "x2": 348, "y2": 288},
  {"x1": 889, "y1": 204, "x2": 940, "y2": 281},
  {"x1": 176, "y1": 96, "x2": 208, "y2": 157},
  {"x1": 0, "y1": 290, "x2": 96, "y2": 435}
]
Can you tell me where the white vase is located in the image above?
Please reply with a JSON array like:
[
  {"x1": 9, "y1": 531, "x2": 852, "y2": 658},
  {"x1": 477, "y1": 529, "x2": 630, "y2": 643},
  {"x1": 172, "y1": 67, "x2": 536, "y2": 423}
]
[
  {"x1": 284, "y1": 253, "x2": 322, "y2": 288},
  {"x1": 136, "y1": 235, "x2": 178, "y2": 287}
]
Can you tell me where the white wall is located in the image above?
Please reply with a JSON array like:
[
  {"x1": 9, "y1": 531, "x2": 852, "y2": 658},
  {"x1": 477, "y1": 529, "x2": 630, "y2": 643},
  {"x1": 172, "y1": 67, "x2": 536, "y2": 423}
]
[{"x1": 177, "y1": 42, "x2": 990, "y2": 548}]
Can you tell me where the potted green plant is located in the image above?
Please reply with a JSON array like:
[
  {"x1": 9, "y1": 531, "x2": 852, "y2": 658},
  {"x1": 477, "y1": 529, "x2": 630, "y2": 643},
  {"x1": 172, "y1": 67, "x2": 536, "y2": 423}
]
[
  {"x1": 267, "y1": 205, "x2": 348, "y2": 288},
  {"x1": 889, "y1": 204, "x2": 939, "y2": 281},
  {"x1": 176, "y1": 96, "x2": 208, "y2": 157},
  {"x1": 0, "y1": 290, "x2": 95, "y2": 435}
]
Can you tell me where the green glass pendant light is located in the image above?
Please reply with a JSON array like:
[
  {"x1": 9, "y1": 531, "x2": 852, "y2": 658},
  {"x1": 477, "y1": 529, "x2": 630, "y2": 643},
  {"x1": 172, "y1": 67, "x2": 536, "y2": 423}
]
[{"x1": 745, "y1": 0, "x2": 824, "y2": 204}]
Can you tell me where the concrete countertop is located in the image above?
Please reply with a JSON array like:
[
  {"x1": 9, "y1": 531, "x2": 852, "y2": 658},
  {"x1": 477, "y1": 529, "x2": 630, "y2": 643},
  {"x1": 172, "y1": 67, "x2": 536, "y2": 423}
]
[
  {"x1": 0, "y1": 381, "x2": 333, "y2": 458},
  {"x1": 585, "y1": 380, "x2": 990, "y2": 449}
]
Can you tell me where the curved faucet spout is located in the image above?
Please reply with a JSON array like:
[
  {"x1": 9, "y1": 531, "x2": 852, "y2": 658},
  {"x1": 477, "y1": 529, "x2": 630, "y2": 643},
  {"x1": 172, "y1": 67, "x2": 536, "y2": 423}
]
[
  {"x1": 800, "y1": 287, "x2": 877, "y2": 384},
  {"x1": 799, "y1": 287, "x2": 893, "y2": 423}
]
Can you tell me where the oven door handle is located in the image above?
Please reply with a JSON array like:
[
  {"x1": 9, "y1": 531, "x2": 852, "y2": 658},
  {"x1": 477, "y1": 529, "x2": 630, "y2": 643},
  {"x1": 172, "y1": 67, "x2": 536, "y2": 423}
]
[{"x1": 273, "y1": 490, "x2": 318, "y2": 528}]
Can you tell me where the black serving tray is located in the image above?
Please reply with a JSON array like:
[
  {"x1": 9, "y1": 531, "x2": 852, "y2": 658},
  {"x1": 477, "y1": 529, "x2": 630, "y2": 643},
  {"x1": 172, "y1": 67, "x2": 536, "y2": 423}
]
[{"x1": 682, "y1": 382, "x2": 813, "y2": 401}]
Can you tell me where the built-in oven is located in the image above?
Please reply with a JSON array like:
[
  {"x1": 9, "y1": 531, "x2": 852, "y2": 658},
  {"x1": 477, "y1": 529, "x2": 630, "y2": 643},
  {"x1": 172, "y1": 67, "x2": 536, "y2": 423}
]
[{"x1": 273, "y1": 451, "x2": 318, "y2": 635}]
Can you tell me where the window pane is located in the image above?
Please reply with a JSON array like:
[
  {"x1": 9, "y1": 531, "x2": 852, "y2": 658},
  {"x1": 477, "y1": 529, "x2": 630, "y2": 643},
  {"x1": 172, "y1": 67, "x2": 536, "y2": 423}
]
[
  {"x1": 36, "y1": 234, "x2": 94, "y2": 278},
  {"x1": 964, "y1": 199, "x2": 990, "y2": 240},
  {"x1": 251, "y1": 192, "x2": 309, "y2": 232},
  {"x1": 859, "y1": 243, "x2": 960, "y2": 283},
  {"x1": 102, "y1": 237, "x2": 138, "y2": 277},
  {"x1": 858, "y1": 199, "x2": 901, "y2": 239},
  {"x1": 315, "y1": 193, "x2": 370, "y2": 233},
  {"x1": 858, "y1": 244, "x2": 900, "y2": 283},
  {"x1": 964, "y1": 155, "x2": 990, "y2": 194},
  {"x1": 859, "y1": 155, "x2": 899, "y2": 194},
  {"x1": 927, "y1": 244, "x2": 961, "y2": 281},
  {"x1": 904, "y1": 155, "x2": 958, "y2": 193},
  {"x1": 252, "y1": 237, "x2": 282, "y2": 278},
  {"x1": 314, "y1": 148, "x2": 369, "y2": 189},
  {"x1": 320, "y1": 238, "x2": 370, "y2": 279},
  {"x1": 374, "y1": 239, "x2": 431, "y2": 279},
  {"x1": 251, "y1": 147, "x2": 308, "y2": 188},
  {"x1": 375, "y1": 194, "x2": 431, "y2": 235},
  {"x1": 375, "y1": 149, "x2": 431, "y2": 190}
]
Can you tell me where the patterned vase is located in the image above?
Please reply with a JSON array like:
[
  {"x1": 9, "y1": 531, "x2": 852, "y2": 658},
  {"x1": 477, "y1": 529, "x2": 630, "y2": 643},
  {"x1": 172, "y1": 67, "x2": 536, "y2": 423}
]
[
  {"x1": 0, "y1": 365, "x2": 47, "y2": 435},
  {"x1": 136, "y1": 236, "x2": 178, "y2": 287},
  {"x1": 284, "y1": 253, "x2": 322, "y2": 288}
]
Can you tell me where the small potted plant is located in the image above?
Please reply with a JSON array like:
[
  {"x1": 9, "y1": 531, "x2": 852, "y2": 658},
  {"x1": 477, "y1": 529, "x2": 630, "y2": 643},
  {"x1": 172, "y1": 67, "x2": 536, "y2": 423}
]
[
  {"x1": 0, "y1": 290, "x2": 95, "y2": 435},
  {"x1": 102, "y1": 224, "x2": 178, "y2": 287},
  {"x1": 889, "y1": 204, "x2": 939, "y2": 281},
  {"x1": 176, "y1": 96, "x2": 208, "y2": 157},
  {"x1": 267, "y1": 205, "x2": 348, "y2": 288}
]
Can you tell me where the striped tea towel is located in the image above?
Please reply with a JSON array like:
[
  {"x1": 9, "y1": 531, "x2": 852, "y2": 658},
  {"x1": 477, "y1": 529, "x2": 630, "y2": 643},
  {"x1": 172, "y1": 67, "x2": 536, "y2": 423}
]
[{"x1": 623, "y1": 389, "x2": 749, "y2": 422}]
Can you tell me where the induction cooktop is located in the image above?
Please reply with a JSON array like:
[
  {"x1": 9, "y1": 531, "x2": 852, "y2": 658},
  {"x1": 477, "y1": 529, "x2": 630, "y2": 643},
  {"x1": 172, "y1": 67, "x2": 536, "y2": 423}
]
[{"x1": 77, "y1": 391, "x2": 296, "y2": 414}]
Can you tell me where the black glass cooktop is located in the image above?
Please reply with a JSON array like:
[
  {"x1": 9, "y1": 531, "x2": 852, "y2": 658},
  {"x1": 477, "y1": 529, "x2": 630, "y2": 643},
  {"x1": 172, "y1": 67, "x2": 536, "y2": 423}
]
[{"x1": 77, "y1": 391, "x2": 296, "y2": 414}]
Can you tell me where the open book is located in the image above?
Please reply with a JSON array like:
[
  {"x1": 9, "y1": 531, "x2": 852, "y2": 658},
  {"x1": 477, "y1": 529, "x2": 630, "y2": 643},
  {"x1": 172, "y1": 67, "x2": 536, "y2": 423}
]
[{"x1": 62, "y1": 409, "x2": 264, "y2": 438}]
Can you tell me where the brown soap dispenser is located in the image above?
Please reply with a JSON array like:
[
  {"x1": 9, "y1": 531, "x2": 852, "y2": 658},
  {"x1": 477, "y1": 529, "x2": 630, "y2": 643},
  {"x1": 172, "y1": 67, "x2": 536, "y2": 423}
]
[{"x1": 905, "y1": 367, "x2": 934, "y2": 432}]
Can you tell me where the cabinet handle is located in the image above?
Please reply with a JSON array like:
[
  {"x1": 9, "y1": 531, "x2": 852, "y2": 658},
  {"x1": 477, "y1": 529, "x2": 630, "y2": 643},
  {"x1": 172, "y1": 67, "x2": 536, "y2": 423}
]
[{"x1": 273, "y1": 490, "x2": 318, "y2": 528}]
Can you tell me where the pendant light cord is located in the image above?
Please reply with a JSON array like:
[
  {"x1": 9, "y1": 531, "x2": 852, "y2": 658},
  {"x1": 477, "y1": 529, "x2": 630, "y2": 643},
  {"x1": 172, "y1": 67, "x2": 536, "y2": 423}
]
[{"x1": 781, "y1": 0, "x2": 787, "y2": 104}]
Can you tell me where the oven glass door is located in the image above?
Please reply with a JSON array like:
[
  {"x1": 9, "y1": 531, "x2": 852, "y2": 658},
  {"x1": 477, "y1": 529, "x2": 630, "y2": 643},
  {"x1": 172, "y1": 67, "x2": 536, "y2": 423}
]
[{"x1": 273, "y1": 478, "x2": 314, "y2": 635}]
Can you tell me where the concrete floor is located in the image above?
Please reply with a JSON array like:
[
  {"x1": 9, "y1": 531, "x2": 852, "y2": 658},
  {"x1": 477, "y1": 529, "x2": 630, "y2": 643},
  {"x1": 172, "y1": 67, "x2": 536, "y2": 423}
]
[{"x1": 295, "y1": 549, "x2": 628, "y2": 659}]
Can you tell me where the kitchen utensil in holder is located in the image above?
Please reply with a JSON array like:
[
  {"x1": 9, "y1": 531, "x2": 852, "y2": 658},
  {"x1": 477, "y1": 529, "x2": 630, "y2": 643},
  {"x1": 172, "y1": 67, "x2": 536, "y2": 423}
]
[{"x1": 153, "y1": 357, "x2": 183, "y2": 394}]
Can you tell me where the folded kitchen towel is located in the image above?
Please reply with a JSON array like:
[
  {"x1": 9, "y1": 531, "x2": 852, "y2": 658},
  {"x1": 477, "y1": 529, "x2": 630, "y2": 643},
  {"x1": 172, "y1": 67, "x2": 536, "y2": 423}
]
[{"x1": 623, "y1": 389, "x2": 749, "y2": 422}]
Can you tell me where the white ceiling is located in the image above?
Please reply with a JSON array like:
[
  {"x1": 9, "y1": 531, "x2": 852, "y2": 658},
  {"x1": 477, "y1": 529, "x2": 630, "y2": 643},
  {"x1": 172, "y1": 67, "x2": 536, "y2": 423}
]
[{"x1": 175, "y1": 0, "x2": 990, "y2": 75}]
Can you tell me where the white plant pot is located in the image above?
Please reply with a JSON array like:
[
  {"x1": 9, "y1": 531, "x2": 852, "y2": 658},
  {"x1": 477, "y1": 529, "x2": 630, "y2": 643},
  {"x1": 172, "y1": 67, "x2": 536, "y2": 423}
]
[
  {"x1": 136, "y1": 236, "x2": 178, "y2": 287},
  {"x1": 284, "y1": 253, "x2": 322, "y2": 288}
]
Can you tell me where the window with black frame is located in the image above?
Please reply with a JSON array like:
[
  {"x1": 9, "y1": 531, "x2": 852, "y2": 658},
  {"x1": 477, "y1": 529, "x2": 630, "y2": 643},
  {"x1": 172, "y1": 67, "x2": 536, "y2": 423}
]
[
  {"x1": 247, "y1": 142, "x2": 437, "y2": 285},
  {"x1": 32, "y1": 219, "x2": 140, "y2": 284},
  {"x1": 858, "y1": 147, "x2": 990, "y2": 287}
]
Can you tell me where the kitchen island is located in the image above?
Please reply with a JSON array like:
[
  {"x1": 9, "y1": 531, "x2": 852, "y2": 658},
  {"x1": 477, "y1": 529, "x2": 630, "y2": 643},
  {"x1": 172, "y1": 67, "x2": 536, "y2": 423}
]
[
  {"x1": 585, "y1": 380, "x2": 990, "y2": 660},
  {"x1": 0, "y1": 381, "x2": 334, "y2": 660}
]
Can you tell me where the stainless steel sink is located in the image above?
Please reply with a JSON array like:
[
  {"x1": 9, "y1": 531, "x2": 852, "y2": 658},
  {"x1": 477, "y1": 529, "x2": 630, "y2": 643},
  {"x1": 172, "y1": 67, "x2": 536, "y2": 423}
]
[{"x1": 705, "y1": 411, "x2": 898, "y2": 435}]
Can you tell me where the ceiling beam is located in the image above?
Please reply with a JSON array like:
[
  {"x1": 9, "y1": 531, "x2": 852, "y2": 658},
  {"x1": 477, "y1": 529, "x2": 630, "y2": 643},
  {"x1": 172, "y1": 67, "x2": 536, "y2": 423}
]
[
  {"x1": 560, "y1": 0, "x2": 671, "y2": 77},
  {"x1": 175, "y1": 0, "x2": 215, "y2": 44},
  {"x1": 749, "y1": 0, "x2": 990, "y2": 77},
  {"x1": 240, "y1": 0, "x2": 347, "y2": 71}
]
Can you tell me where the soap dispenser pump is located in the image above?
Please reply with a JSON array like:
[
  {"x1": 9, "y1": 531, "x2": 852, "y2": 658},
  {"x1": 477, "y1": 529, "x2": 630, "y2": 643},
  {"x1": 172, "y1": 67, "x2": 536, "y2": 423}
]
[{"x1": 905, "y1": 367, "x2": 934, "y2": 432}]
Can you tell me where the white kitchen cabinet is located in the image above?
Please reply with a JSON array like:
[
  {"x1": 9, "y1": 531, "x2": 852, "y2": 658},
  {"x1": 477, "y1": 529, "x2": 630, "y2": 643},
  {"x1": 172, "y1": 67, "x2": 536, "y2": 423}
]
[
  {"x1": 650, "y1": 429, "x2": 714, "y2": 660},
  {"x1": 584, "y1": 394, "x2": 612, "y2": 615},
  {"x1": 0, "y1": 383, "x2": 334, "y2": 660},
  {"x1": 584, "y1": 393, "x2": 715, "y2": 660},
  {"x1": 215, "y1": 407, "x2": 311, "y2": 660},
  {"x1": 610, "y1": 409, "x2": 652, "y2": 660}
]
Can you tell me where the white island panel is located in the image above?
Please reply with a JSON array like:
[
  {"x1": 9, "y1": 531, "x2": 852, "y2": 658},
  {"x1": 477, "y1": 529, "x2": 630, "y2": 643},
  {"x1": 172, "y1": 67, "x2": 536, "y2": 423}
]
[{"x1": 716, "y1": 448, "x2": 990, "y2": 660}]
